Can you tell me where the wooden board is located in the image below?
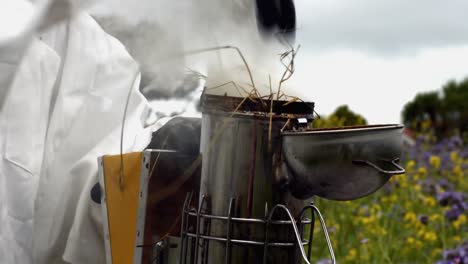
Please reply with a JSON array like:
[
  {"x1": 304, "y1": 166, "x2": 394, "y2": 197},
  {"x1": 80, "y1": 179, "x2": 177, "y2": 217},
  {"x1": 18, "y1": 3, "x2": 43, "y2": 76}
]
[{"x1": 101, "y1": 152, "x2": 143, "y2": 264}]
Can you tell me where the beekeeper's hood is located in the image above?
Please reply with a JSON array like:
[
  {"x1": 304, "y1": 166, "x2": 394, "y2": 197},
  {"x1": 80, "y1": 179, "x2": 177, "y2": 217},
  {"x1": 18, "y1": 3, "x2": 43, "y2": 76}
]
[
  {"x1": 0, "y1": 0, "x2": 79, "y2": 109},
  {"x1": 0, "y1": 1, "x2": 152, "y2": 263}
]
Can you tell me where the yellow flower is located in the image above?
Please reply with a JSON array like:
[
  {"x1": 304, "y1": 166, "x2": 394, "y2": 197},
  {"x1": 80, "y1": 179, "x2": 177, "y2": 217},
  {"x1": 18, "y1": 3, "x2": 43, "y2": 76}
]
[
  {"x1": 417, "y1": 229, "x2": 425, "y2": 238},
  {"x1": 414, "y1": 167, "x2": 427, "y2": 181},
  {"x1": 400, "y1": 180, "x2": 408, "y2": 188},
  {"x1": 406, "y1": 160, "x2": 416, "y2": 170},
  {"x1": 429, "y1": 214, "x2": 441, "y2": 222},
  {"x1": 370, "y1": 204, "x2": 382, "y2": 215},
  {"x1": 422, "y1": 120, "x2": 431, "y2": 130},
  {"x1": 372, "y1": 227, "x2": 387, "y2": 236},
  {"x1": 393, "y1": 173, "x2": 408, "y2": 188},
  {"x1": 414, "y1": 184, "x2": 422, "y2": 192},
  {"x1": 345, "y1": 248, "x2": 358, "y2": 261},
  {"x1": 394, "y1": 173, "x2": 406, "y2": 182},
  {"x1": 432, "y1": 248, "x2": 442, "y2": 258},
  {"x1": 404, "y1": 201, "x2": 413, "y2": 210},
  {"x1": 415, "y1": 240, "x2": 423, "y2": 249},
  {"x1": 404, "y1": 212, "x2": 417, "y2": 223},
  {"x1": 429, "y1": 155, "x2": 441, "y2": 169},
  {"x1": 452, "y1": 214, "x2": 467, "y2": 229},
  {"x1": 450, "y1": 151, "x2": 459, "y2": 163},
  {"x1": 406, "y1": 236, "x2": 422, "y2": 248},
  {"x1": 422, "y1": 231, "x2": 437, "y2": 242},
  {"x1": 453, "y1": 236, "x2": 462, "y2": 243},
  {"x1": 453, "y1": 165, "x2": 463, "y2": 178},
  {"x1": 417, "y1": 167, "x2": 427, "y2": 176},
  {"x1": 423, "y1": 196, "x2": 436, "y2": 207},
  {"x1": 361, "y1": 216, "x2": 377, "y2": 225},
  {"x1": 459, "y1": 214, "x2": 467, "y2": 223},
  {"x1": 381, "y1": 228, "x2": 387, "y2": 236},
  {"x1": 381, "y1": 196, "x2": 390, "y2": 203},
  {"x1": 389, "y1": 194, "x2": 398, "y2": 203}
]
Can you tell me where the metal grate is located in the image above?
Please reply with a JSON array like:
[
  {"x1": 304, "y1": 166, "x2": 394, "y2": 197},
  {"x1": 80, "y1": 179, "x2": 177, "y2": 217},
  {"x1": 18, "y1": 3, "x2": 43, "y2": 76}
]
[{"x1": 178, "y1": 193, "x2": 336, "y2": 264}]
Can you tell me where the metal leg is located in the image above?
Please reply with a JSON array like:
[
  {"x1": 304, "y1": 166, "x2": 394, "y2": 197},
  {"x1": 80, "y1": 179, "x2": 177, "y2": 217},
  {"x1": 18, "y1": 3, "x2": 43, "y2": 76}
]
[
  {"x1": 308, "y1": 212, "x2": 315, "y2": 260},
  {"x1": 263, "y1": 204, "x2": 311, "y2": 264},
  {"x1": 307, "y1": 202, "x2": 336, "y2": 264},
  {"x1": 225, "y1": 198, "x2": 235, "y2": 264},
  {"x1": 179, "y1": 193, "x2": 193, "y2": 264},
  {"x1": 298, "y1": 200, "x2": 316, "y2": 262},
  {"x1": 193, "y1": 196, "x2": 206, "y2": 263},
  {"x1": 201, "y1": 198, "x2": 210, "y2": 264},
  {"x1": 189, "y1": 236, "x2": 195, "y2": 264}
]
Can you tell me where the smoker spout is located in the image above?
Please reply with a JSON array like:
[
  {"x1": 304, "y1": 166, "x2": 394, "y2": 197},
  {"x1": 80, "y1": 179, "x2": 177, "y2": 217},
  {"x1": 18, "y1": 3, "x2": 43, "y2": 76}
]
[{"x1": 282, "y1": 124, "x2": 405, "y2": 201}]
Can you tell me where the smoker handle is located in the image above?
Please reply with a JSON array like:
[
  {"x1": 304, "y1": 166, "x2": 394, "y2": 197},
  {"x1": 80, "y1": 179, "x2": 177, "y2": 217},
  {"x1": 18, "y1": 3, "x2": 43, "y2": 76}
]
[{"x1": 352, "y1": 158, "x2": 405, "y2": 175}]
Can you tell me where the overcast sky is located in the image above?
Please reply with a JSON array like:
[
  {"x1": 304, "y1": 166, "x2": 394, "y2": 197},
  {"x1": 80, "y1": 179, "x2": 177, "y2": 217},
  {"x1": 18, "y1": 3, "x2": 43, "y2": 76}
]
[
  {"x1": 4, "y1": 0, "x2": 467, "y2": 124},
  {"x1": 291, "y1": 0, "x2": 468, "y2": 124}
]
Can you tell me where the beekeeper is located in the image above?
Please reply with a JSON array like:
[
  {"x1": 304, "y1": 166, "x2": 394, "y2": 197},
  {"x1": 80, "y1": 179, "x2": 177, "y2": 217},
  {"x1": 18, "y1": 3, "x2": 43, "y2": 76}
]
[{"x1": 0, "y1": 1, "x2": 152, "y2": 263}]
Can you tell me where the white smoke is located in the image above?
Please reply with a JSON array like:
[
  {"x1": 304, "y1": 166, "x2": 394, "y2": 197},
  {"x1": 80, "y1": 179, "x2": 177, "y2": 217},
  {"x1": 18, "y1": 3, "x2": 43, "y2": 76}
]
[{"x1": 87, "y1": 0, "x2": 299, "y2": 99}]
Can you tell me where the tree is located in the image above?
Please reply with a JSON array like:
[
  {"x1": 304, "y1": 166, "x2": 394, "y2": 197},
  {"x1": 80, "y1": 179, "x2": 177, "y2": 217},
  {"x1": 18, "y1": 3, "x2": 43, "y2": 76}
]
[
  {"x1": 313, "y1": 105, "x2": 368, "y2": 128},
  {"x1": 442, "y1": 79, "x2": 468, "y2": 138},
  {"x1": 402, "y1": 91, "x2": 442, "y2": 132},
  {"x1": 402, "y1": 78, "x2": 468, "y2": 141}
]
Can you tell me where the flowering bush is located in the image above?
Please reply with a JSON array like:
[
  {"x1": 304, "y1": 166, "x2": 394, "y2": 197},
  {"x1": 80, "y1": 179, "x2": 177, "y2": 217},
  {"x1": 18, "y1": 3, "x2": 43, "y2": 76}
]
[{"x1": 310, "y1": 135, "x2": 468, "y2": 263}]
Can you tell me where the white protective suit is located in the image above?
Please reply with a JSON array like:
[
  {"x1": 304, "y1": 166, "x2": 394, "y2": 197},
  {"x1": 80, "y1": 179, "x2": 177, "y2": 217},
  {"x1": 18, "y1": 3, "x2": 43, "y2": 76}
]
[{"x1": 0, "y1": 3, "x2": 152, "y2": 263}]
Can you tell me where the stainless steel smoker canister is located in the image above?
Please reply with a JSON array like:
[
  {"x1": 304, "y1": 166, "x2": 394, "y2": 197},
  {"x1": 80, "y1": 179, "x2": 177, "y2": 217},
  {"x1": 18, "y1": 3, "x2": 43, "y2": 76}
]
[{"x1": 197, "y1": 94, "x2": 315, "y2": 263}]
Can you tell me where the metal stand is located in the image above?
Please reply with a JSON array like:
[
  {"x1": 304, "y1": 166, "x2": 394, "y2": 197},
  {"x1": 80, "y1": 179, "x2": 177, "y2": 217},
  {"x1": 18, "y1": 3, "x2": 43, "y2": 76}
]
[
  {"x1": 178, "y1": 194, "x2": 336, "y2": 264},
  {"x1": 297, "y1": 202, "x2": 336, "y2": 264}
]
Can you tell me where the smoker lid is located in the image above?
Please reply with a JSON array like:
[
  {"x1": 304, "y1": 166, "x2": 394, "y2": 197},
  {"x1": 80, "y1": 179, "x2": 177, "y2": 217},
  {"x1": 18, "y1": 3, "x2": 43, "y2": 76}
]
[
  {"x1": 281, "y1": 124, "x2": 404, "y2": 135},
  {"x1": 199, "y1": 93, "x2": 315, "y2": 118}
]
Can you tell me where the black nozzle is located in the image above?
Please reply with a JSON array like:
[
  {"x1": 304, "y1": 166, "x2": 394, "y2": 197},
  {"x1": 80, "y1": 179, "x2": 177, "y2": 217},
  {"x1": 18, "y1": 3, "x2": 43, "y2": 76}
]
[{"x1": 255, "y1": 0, "x2": 296, "y2": 41}]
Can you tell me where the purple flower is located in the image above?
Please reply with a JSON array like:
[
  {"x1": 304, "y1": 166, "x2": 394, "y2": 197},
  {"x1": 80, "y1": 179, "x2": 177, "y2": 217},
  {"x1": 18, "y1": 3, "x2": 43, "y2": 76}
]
[
  {"x1": 433, "y1": 143, "x2": 445, "y2": 155},
  {"x1": 445, "y1": 205, "x2": 462, "y2": 221},
  {"x1": 438, "y1": 179, "x2": 455, "y2": 192},
  {"x1": 462, "y1": 256, "x2": 468, "y2": 264},
  {"x1": 450, "y1": 136, "x2": 463, "y2": 147},
  {"x1": 460, "y1": 202, "x2": 468, "y2": 212},
  {"x1": 419, "y1": 215, "x2": 429, "y2": 225},
  {"x1": 422, "y1": 151, "x2": 432, "y2": 164},
  {"x1": 447, "y1": 142, "x2": 457, "y2": 151},
  {"x1": 458, "y1": 242, "x2": 468, "y2": 258},
  {"x1": 415, "y1": 135, "x2": 426, "y2": 146},
  {"x1": 461, "y1": 149, "x2": 468, "y2": 159},
  {"x1": 360, "y1": 238, "x2": 369, "y2": 244},
  {"x1": 437, "y1": 192, "x2": 466, "y2": 207},
  {"x1": 462, "y1": 163, "x2": 468, "y2": 170},
  {"x1": 441, "y1": 248, "x2": 465, "y2": 263},
  {"x1": 459, "y1": 250, "x2": 468, "y2": 260},
  {"x1": 443, "y1": 249, "x2": 459, "y2": 259},
  {"x1": 440, "y1": 154, "x2": 453, "y2": 171}
]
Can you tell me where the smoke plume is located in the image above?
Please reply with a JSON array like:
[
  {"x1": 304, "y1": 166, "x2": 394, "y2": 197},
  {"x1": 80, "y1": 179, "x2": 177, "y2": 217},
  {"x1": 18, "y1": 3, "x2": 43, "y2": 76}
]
[{"x1": 88, "y1": 0, "x2": 299, "y2": 100}]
